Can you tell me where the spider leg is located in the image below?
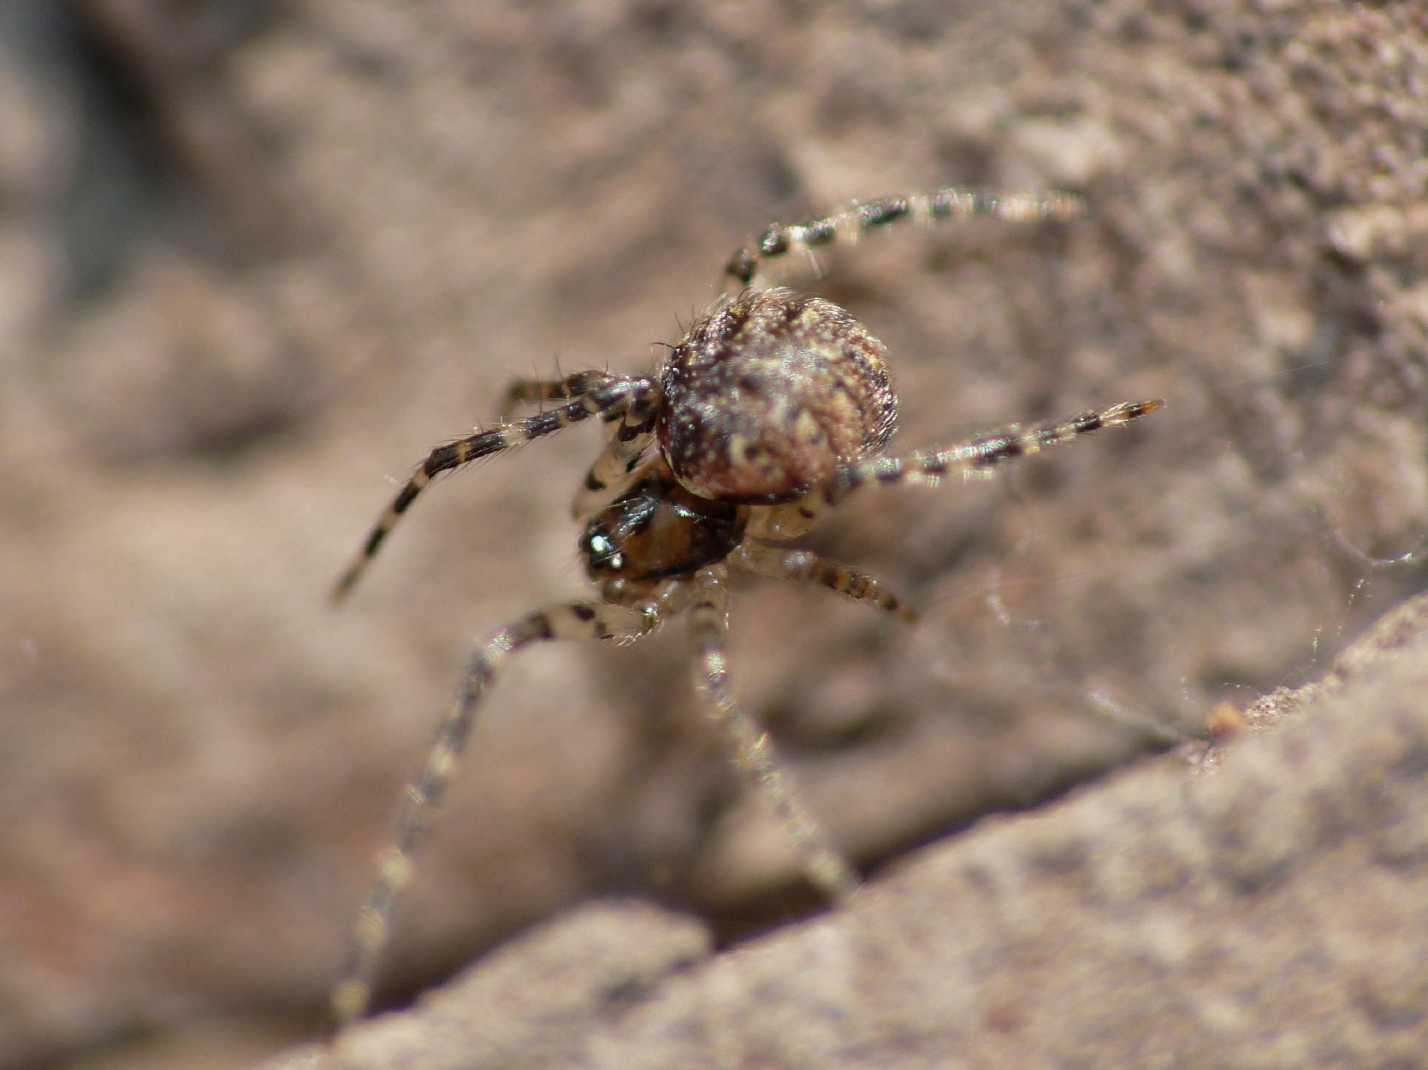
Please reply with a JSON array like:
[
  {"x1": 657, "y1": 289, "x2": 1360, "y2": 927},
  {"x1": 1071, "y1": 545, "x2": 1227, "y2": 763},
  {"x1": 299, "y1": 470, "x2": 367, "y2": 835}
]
[
  {"x1": 329, "y1": 599, "x2": 664, "y2": 1036},
  {"x1": 688, "y1": 566, "x2": 859, "y2": 903},
  {"x1": 799, "y1": 398, "x2": 1164, "y2": 522},
  {"x1": 333, "y1": 377, "x2": 657, "y2": 601},
  {"x1": 569, "y1": 384, "x2": 661, "y2": 516},
  {"x1": 499, "y1": 369, "x2": 616, "y2": 421},
  {"x1": 731, "y1": 542, "x2": 917, "y2": 623},
  {"x1": 571, "y1": 429, "x2": 657, "y2": 518},
  {"x1": 723, "y1": 187, "x2": 1085, "y2": 291}
]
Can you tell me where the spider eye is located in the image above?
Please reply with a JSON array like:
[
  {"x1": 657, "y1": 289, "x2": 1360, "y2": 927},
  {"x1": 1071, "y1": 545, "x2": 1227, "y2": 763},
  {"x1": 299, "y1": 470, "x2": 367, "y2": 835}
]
[{"x1": 581, "y1": 528, "x2": 624, "y2": 571}]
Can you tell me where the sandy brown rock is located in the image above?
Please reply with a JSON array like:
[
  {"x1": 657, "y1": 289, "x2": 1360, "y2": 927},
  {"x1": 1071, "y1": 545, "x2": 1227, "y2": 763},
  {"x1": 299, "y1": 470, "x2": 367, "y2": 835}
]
[
  {"x1": 1, "y1": 2, "x2": 1425, "y2": 1066},
  {"x1": 268, "y1": 593, "x2": 1428, "y2": 1069}
]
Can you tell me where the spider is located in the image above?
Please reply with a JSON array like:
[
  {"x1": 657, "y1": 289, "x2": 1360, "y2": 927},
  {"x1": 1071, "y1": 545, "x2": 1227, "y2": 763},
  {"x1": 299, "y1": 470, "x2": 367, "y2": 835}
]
[{"x1": 327, "y1": 187, "x2": 1163, "y2": 1034}]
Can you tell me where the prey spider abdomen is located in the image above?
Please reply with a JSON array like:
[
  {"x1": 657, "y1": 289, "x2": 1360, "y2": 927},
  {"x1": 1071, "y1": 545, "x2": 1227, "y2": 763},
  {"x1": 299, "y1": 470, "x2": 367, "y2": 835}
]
[{"x1": 326, "y1": 186, "x2": 1163, "y2": 1040}]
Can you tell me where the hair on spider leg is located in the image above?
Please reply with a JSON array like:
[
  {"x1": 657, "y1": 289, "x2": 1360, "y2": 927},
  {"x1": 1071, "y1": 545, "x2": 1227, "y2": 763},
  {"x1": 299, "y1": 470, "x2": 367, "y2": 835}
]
[{"x1": 325, "y1": 186, "x2": 1162, "y2": 1039}]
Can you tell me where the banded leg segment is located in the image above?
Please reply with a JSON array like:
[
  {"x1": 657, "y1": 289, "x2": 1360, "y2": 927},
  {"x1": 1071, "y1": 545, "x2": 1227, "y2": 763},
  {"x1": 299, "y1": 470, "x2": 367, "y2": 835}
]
[
  {"x1": 499, "y1": 369, "x2": 616, "y2": 421},
  {"x1": 570, "y1": 382, "x2": 662, "y2": 517},
  {"x1": 732, "y1": 542, "x2": 916, "y2": 623},
  {"x1": 688, "y1": 567, "x2": 859, "y2": 903},
  {"x1": 333, "y1": 377, "x2": 655, "y2": 602},
  {"x1": 803, "y1": 399, "x2": 1164, "y2": 521},
  {"x1": 330, "y1": 600, "x2": 661, "y2": 1035},
  {"x1": 723, "y1": 187, "x2": 1085, "y2": 291}
]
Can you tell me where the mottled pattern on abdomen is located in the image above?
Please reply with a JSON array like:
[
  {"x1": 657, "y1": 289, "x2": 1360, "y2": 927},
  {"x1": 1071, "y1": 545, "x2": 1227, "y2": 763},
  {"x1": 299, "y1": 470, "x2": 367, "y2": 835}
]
[{"x1": 657, "y1": 288, "x2": 898, "y2": 503}]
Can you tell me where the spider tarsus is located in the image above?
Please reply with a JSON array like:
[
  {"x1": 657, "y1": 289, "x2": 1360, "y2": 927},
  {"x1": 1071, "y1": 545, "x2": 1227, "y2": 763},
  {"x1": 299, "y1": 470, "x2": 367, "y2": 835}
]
[
  {"x1": 330, "y1": 568, "x2": 359, "y2": 606},
  {"x1": 1106, "y1": 397, "x2": 1165, "y2": 424}
]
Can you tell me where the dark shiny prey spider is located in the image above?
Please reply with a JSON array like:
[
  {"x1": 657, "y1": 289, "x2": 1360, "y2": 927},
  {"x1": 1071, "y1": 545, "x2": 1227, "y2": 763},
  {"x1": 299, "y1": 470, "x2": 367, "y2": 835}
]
[{"x1": 328, "y1": 187, "x2": 1163, "y2": 1031}]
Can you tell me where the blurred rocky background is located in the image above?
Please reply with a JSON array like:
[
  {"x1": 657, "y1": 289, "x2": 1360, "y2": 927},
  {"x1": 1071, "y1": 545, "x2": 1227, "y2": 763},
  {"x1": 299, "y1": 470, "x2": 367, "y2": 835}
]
[{"x1": 1, "y1": 2, "x2": 1425, "y2": 1067}]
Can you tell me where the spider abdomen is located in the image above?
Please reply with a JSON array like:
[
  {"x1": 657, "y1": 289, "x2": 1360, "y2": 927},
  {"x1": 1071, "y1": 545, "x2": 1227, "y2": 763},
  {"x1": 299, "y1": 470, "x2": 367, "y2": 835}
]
[{"x1": 657, "y1": 288, "x2": 898, "y2": 503}]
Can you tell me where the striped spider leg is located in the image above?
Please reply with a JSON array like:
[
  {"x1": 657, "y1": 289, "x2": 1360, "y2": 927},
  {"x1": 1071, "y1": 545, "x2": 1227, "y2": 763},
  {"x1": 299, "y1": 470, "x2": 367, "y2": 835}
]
[
  {"x1": 723, "y1": 186, "x2": 1084, "y2": 291},
  {"x1": 332, "y1": 374, "x2": 657, "y2": 603}
]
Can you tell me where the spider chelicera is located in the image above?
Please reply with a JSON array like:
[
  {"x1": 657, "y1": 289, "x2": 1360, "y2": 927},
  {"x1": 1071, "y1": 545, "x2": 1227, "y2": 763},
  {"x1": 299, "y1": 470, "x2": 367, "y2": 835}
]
[{"x1": 327, "y1": 187, "x2": 1162, "y2": 1032}]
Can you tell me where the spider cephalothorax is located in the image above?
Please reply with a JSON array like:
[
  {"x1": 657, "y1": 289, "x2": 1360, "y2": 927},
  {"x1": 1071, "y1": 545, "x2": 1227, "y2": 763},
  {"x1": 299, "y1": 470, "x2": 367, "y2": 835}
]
[
  {"x1": 327, "y1": 187, "x2": 1162, "y2": 1035},
  {"x1": 579, "y1": 466, "x2": 745, "y2": 583}
]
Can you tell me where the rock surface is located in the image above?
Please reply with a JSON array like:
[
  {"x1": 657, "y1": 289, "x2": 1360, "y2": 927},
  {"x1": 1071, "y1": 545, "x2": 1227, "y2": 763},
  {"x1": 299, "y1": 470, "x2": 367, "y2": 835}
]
[
  {"x1": 1, "y1": 2, "x2": 1425, "y2": 1066},
  {"x1": 269, "y1": 593, "x2": 1428, "y2": 1069}
]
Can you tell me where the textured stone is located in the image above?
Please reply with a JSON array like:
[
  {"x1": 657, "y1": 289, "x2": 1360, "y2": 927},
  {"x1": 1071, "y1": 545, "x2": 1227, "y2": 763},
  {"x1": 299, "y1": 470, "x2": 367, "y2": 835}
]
[{"x1": 2, "y1": 2, "x2": 1426, "y2": 1066}]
